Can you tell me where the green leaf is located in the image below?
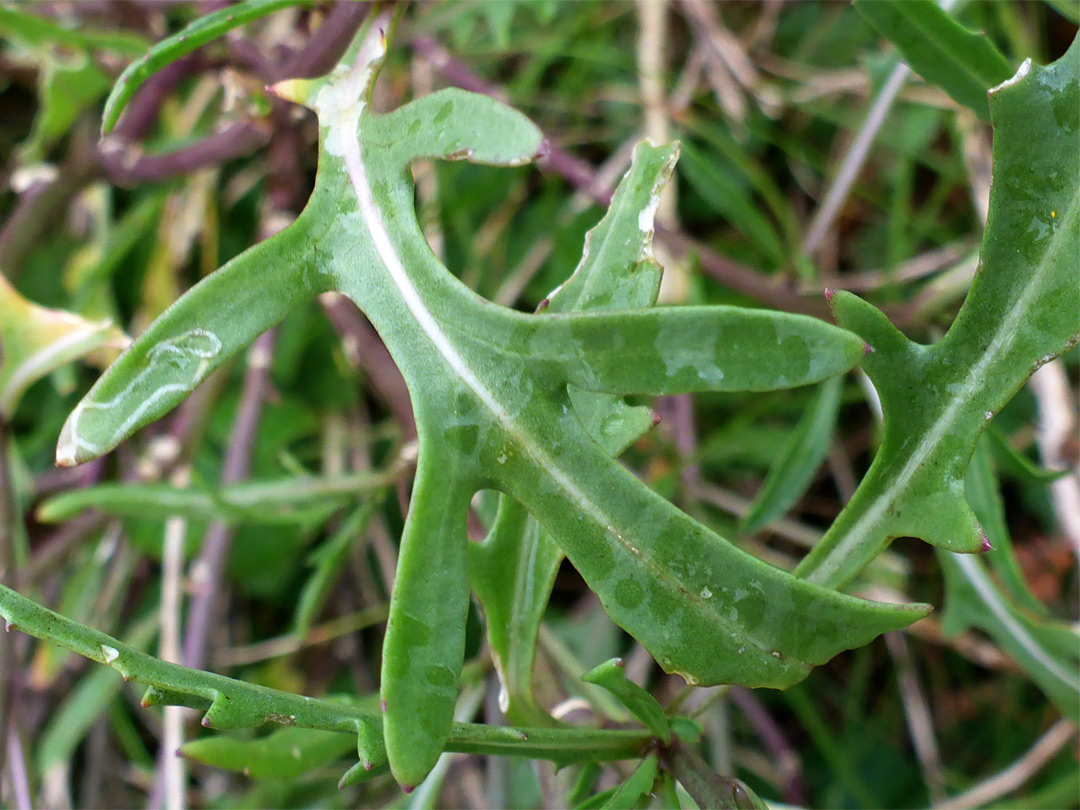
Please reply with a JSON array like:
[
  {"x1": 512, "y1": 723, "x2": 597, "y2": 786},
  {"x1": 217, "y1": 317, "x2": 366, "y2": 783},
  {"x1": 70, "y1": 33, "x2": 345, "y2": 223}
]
[
  {"x1": 0, "y1": 583, "x2": 653, "y2": 771},
  {"x1": 180, "y1": 724, "x2": 360, "y2": 780},
  {"x1": 337, "y1": 758, "x2": 389, "y2": 788},
  {"x1": 60, "y1": 19, "x2": 926, "y2": 786},
  {"x1": 938, "y1": 550, "x2": 1080, "y2": 722},
  {"x1": 0, "y1": 582, "x2": 383, "y2": 768},
  {"x1": 294, "y1": 496, "x2": 385, "y2": 637},
  {"x1": 966, "y1": 438, "x2": 1046, "y2": 615},
  {"x1": 470, "y1": 498, "x2": 563, "y2": 726},
  {"x1": 798, "y1": 39, "x2": 1080, "y2": 588},
  {"x1": 581, "y1": 658, "x2": 670, "y2": 743},
  {"x1": 854, "y1": 0, "x2": 1014, "y2": 120},
  {"x1": 0, "y1": 274, "x2": 127, "y2": 417},
  {"x1": 599, "y1": 754, "x2": 659, "y2": 809},
  {"x1": 739, "y1": 377, "x2": 843, "y2": 538},
  {"x1": 53, "y1": 226, "x2": 323, "y2": 466},
  {"x1": 470, "y1": 141, "x2": 672, "y2": 726},
  {"x1": 669, "y1": 716, "x2": 703, "y2": 744},
  {"x1": 37, "y1": 466, "x2": 401, "y2": 525},
  {"x1": 100, "y1": 0, "x2": 301, "y2": 135}
]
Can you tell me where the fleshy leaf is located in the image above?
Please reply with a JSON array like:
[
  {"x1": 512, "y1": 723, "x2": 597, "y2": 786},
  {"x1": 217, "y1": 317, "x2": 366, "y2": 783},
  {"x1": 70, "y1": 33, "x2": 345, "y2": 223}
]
[
  {"x1": 55, "y1": 18, "x2": 926, "y2": 786},
  {"x1": 854, "y1": 0, "x2": 1013, "y2": 120},
  {"x1": 798, "y1": 39, "x2": 1080, "y2": 587},
  {"x1": 470, "y1": 498, "x2": 563, "y2": 726},
  {"x1": 470, "y1": 141, "x2": 673, "y2": 726},
  {"x1": 0, "y1": 583, "x2": 652, "y2": 772},
  {"x1": 54, "y1": 225, "x2": 325, "y2": 466},
  {"x1": 0, "y1": 274, "x2": 127, "y2": 416}
]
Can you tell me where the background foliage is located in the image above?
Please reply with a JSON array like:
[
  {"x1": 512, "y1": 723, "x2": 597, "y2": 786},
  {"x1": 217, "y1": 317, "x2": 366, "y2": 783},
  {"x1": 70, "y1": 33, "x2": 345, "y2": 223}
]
[{"x1": 0, "y1": 1, "x2": 1076, "y2": 808}]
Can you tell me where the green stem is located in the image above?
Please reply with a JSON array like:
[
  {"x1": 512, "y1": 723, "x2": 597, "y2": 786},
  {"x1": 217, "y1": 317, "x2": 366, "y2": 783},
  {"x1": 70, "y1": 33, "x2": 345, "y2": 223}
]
[
  {"x1": 0, "y1": 582, "x2": 657, "y2": 767},
  {"x1": 447, "y1": 723, "x2": 652, "y2": 763}
]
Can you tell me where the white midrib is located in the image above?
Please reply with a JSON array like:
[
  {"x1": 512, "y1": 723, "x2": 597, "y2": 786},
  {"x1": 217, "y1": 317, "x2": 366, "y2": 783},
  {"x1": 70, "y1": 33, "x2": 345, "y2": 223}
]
[
  {"x1": 340, "y1": 124, "x2": 797, "y2": 663},
  {"x1": 954, "y1": 554, "x2": 1080, "y2": 693},
  {"x1": 337, "y1": 119, "x2": 612, "y2": 534},
  {"x1": 807, "y1": 194, "x2": 1079, "y2": 586}
]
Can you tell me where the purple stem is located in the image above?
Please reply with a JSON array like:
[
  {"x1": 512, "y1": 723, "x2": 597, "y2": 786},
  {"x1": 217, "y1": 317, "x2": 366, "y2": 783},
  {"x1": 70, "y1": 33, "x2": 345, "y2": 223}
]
[
  {"x1": 410, "y1": 35, "x2": 835, "y2": 321},
  {"x1": 181, "y1": 329, "x2": 277, "y2": 670},
  {"x1": 102, "y1": 120, "x2": 272, "y2": 187},
  {"x1": 319, "y1": 295, "x2": 416, "y2": 439},
  {"x1": 279, "y1": 1, "x2": 369, "y2": 79}
]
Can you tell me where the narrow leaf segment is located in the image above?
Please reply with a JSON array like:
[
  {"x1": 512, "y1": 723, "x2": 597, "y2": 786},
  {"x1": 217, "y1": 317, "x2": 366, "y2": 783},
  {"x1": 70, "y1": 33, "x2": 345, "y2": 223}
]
[
  {"x1": 798, "y1": 38, "x2": 1080, "y2": 588},
  {"x1": 100, "y1": 0, "x2": 301, "y2": 135},
  {"x1": 582, "y1": 658, "x2": 671, "y2": 743},
  {"x1": 854, "y1": 0, "x2": 1013, "y2": 119}
]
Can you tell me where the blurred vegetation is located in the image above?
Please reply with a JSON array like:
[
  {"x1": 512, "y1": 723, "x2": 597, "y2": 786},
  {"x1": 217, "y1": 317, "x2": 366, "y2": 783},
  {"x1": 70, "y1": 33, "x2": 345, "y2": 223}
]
[{"x1": 0, "y1": 1, "x2": 1077, "y2": 808}]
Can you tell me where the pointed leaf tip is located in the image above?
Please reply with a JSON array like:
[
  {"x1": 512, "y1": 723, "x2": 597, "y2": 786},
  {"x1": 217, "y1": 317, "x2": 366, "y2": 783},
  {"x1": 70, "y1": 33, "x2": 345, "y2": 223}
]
[
  {"x1": 799, "y1": 40, "x2": 1079, "y2": 587},
  {"x1": 267, "y1": 78, "x2": 319, "y2": 107}
]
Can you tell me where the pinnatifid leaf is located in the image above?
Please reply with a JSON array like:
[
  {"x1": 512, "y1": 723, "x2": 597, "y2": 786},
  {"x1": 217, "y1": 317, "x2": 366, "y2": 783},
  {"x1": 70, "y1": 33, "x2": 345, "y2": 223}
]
[
  {"x1": 854, "y1": 0, "x2": 1013, "y2": 120},
  {"x1": 470, "y1": 140, "x2": 672, "y2": 726},
  {"x1": 53, "y1": 14, "x2": 926, "y2": 787},
  {"x1": 798, "y1": 38, "x2": 1080, "y2": 588}
]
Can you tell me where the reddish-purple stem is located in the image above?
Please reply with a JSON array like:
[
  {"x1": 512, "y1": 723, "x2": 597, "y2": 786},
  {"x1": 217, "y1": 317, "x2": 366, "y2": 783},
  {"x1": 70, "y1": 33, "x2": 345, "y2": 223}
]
[
  {"x1": 410, "y1": 36, "x2": 832, "y2": 321},
  {"x1": 182, "y1": 329, "x2": 277, "y2": 670}
]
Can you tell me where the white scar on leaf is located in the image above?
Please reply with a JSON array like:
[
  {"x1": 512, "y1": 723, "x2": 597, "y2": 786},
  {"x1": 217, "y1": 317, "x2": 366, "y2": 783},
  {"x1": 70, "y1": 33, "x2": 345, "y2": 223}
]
[{"x1": 56, "y1": 329, "x2": 222, "y2": 466}]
